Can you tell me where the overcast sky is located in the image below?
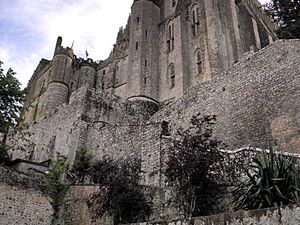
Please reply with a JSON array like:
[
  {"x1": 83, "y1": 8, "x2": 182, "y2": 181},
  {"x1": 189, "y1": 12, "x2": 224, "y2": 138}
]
[{"x1": 0, "y1": 0, "x2": 269, "y2": 87}]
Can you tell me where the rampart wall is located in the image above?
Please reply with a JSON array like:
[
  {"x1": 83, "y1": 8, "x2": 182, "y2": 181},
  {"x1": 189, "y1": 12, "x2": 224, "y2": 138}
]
[
  {"x1": 124, "y1": 205, "x2": 300, "y2": 225},
  {"x1": 151, "y1": 39, "x2": 300, "y2": 154},
  {"x1": 0, "y1": 165, "x2": 52, "y2": 225}
]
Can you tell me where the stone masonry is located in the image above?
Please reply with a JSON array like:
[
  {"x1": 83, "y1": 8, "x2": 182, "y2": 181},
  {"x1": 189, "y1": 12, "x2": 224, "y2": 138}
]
[
  {"x1": 3, "y1": 1, "x2": 300, "y2": 224},
  {"x1": 0, "y1": 165, "x2": 53, "y2": 225},
  {"x1": 22, "y1": 0, "x2": 276, "y2": 123}
]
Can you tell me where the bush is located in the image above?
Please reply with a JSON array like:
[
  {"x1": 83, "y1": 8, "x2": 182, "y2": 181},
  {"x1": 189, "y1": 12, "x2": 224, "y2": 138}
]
[
  {"x1": 164, "y1": 114, "x2": 225, "y2": 219},
  {"x1": 88, "y1": 157, "x2": 152, "y2": 224},
  {"x1": 70, "y1": 148, "x2": 92, "y2": 183},
  {"x1": 45, "y1": 160, "x2": 70, "y2": 218},
  {"x1": 231, "y1": 149, "x2": 300, "y2": 210}
]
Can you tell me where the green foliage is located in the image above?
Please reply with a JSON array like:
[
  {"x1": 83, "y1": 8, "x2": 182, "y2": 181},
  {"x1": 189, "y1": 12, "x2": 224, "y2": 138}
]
[
  {"x1": 88, "y1": 157, "x2": 152, "y2": 225},
  {"x1": 45, "y1": 160, "x2": 70, "y2": 218},
  {"x1": 231, "y1": 149, "x2": 300, "y2": 210},
  {"x1": 264, "y1": 0, "x2": 300, "y2": 39},
  {"x1": 70, "y1": 148, "x2": 93, "y2": 183},
  {"x1": 0, "y1": 61, "x2": 26, "y2": 140},
  {"x1": 164, "y1": 114, "x2": 225, "y2": 219}
]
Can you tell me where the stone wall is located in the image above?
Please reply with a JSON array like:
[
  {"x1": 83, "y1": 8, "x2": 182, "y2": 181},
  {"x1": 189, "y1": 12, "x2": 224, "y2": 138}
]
[
  {"x1": 151, "y1": 39, "x2": 300, "y2": 154},
  {"x1": 0, "y1": 165, "x2": 53, "y2": 225},
  {"x1": 125, "y1": 205, "x2": 300, "y2": 225},
  {"x1": 8, "y1": 85, "x2": 159, "y2": 167}
]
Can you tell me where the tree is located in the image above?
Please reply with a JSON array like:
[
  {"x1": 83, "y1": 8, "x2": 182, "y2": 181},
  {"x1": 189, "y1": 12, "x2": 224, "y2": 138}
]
[
  {"x1": 0, "y1": 61, "x2": 26, "y2": 143},
  {"x1": 88, "y1": 157, "x2": 152, "y2": 224},
  {"x1": 231, "y1": 149, "x2": 300, "y2": 210},
  {"x1": 0, "y1": 61, "x2": 26, "y2": 164},
  {"x1": 70, "y1": 148, "x2": 93, "y2": 183},
  {"x1": 264, "y1": 0, "x2": 300, "y2": 39},
  {"x1": 164, "y1": 114, "x2": 225, "y2": 219},
  {"x1": 45, "y1": 160, "x2": 70, "y2": 219}
]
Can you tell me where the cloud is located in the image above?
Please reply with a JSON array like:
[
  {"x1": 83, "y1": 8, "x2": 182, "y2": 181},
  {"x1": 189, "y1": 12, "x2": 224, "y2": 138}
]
[{"x1": 0, "y1": 0, "x2": 132, "y2": 87}]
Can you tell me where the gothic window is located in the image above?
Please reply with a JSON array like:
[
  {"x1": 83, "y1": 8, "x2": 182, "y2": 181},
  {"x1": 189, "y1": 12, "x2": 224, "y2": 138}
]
[
  {"x1": 196, "y1": 50, "x2": 203, "y2": 74},
  {"x1": 191, "y1": 5, "x2": 200, "y2": 36},
  {"x1": 168, "y1": 63, "x2": 175, "y2": 88},
  {"x1": 167, "y1": 21, "x2": 175, "y2": 52}
]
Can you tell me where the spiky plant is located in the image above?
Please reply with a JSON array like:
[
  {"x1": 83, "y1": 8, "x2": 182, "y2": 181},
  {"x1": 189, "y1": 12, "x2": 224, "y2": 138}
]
[{"x1": 231, "y1": 149, "x2": 300, "y2": 210}]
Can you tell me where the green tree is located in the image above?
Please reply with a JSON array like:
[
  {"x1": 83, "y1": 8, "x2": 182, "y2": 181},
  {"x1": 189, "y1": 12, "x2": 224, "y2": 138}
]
[
  {"x1": 88, "y1": 157, "x2": 152, "y2": 224},
  {"x1": 164, "y1": 114, "x2": 225, "y2": 219},
  {"x1": 45, "y1": 160, "x2": 70, "y2": 219},
  {"x1": 265, "y1": 0, "x2": 300, "y2": 39},
  {"x1": 0, "y1": 61, "x2": 26, "y2": 165},
  {"x1": 70, "y1": 148, "x2": 93, "y2": 183},
  {"x1": 231, "y1": 149, "x2": 300, "y2": 210},
  {"x1": 0, "y1": 61, "x2": 26, "y2": 143}
]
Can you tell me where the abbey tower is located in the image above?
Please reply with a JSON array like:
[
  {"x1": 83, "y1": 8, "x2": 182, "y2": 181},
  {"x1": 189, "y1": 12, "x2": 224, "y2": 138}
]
[{"x1": 22, "y1": 0, "x2": 276, "y2": 123}]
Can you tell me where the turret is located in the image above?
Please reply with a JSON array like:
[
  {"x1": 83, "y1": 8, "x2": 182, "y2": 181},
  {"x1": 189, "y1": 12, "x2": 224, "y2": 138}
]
[
  {"x1": 44, "y1": 37, "x2": 74, "y2": 114},
  {"x1": 126, "y1": 0, "x2": 161, "y2": 112},
  {"x1": 78, "y1": 59, "x2": 97, "y2": 88}
]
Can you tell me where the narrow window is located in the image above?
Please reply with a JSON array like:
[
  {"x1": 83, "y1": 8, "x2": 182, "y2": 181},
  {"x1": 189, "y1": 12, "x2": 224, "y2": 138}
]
[
  {"x1": 145, "y1": 30, "x2": 148, "y2": 38},
  {"x1": 196, "y1": 51, "x2": 203, "y2": 74},
  {"x1": 145, "y1": 60, "x2": 147, "y2": 68},
  {"x1": 136, "y1": 42, "x2": 139, "y2": 50},
  {"x1": 103, "y1": 70, "x2": 106, "y2": 75},
  {"x1": 137, "y1": 17, "x2": 140, "y2": 24},
  {"x1": 167, "y1": 22, "x2": 175, "y2": 52},
  {"x1": 191, "y1": 6, "x2": 200, "y2": 36},
  {"x1": 144, "y1": 77, "x2": 147, "y2": 85},
  {"x1": 169, "y1": 64, "x2": 175, "y2": 88}
]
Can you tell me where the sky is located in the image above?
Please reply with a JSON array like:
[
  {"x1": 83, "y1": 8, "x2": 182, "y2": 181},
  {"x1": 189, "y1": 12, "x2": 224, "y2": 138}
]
[{"x1": 0, "y1": 0, "x2": 269, "y2": 88}]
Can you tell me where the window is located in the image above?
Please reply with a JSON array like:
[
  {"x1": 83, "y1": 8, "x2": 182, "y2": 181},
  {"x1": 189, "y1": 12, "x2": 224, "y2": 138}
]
[
  {"x1": 168, "y1": 64, "x2": 175, "y2": 88},
  {"x1": 136, "y1": 42, "x2": 139, "y2": 50},
  {"x1": 145, "y1": 30, "x2": 148, "y2": 38},
  {"x1": 172, "y1": 0, "x2": 176, "y2": 7},
  {"x1": 103, "y1": 70, "x2": 106, "y2": 75},
  {"x1": 167, "y1": 22, "x2": 175, "y2": 52},
  {"x1": 196, "y1": 50, "x2": 203, "y2": 74},
  {"x1": 137, "y1": 17, "x2": 140, "y2": 24},
  {"x1": 70, "y1": 81, "x2": 73, "y2": 90},
  {"x1": 145, "y1": 60, "x2": 147, "y2": 68},
  {"x1": 191, "y1": 6, "x2": 200, "y2": 36}
]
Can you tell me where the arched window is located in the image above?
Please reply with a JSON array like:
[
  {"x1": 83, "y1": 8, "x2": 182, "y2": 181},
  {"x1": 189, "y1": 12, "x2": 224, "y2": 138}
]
[
  {"x1": 191, "y1": 5, "x2": 200, "y2": 36},
  {"x1": 167, "y1": 21, "x2": 175, "y2": 52},
  {"x1": 196, "y1": 50, "x2": 203, "y2": 74},
  {"x1": 168, "y1": 64, "x2": 175, "y2": 88}
]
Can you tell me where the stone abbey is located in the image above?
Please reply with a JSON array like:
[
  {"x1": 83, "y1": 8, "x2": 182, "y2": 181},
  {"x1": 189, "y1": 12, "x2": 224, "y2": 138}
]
[
  {"x1": 2, "y1": 1, "x2": 300, "y2": 224},
  {"x1": 23, "y1": 0, "x2": 276, "y2": 123}
]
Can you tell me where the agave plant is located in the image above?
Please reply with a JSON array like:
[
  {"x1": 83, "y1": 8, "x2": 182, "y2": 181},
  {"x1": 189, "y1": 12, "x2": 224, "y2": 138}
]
[{"x1": 231, "y1": 149, "x2": 300, "y2": 210}]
